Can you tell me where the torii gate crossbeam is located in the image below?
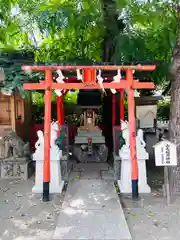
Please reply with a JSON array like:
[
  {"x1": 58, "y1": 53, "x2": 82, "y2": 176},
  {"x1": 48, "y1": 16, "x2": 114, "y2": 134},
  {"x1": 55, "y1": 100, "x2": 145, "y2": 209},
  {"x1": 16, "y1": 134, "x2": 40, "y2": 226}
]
[{"x1": 22, "y1": 65, "x2": 156, "y2": 202}]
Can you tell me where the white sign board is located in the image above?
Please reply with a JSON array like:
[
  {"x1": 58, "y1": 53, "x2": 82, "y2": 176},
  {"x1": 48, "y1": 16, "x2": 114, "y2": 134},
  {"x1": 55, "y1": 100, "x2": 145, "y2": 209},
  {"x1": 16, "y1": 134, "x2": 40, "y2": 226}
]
[
  {"x1": 154, "y1": 140, "x2": 177, "y2": 166},
  {"x1": 136, "y1": 105, "x2": 157, "y2": 128}
]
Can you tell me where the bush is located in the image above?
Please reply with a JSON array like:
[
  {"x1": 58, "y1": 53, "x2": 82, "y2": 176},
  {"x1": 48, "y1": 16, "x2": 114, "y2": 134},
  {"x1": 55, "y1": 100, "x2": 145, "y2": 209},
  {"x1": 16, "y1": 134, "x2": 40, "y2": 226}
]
[{"x1": 157, "y1": 100, "x2": 170, "y2": 120}]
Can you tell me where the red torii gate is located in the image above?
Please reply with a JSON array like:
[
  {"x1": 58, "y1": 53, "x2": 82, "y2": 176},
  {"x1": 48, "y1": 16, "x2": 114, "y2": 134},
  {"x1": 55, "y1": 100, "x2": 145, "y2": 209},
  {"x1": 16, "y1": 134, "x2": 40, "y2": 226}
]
[{"x1": 22, "y1": 65, "x2": 156, "y2": 201}]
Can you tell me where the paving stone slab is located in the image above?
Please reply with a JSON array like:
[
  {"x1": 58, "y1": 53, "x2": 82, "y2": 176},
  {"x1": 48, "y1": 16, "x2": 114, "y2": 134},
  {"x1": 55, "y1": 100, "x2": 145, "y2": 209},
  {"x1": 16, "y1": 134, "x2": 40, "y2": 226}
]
[
  {"x1": 53, "y1": 209, "x2": 131, "y2": 239},
  {"x1": 80, "y1": 171, "x2": 100, "y2": 179},
  {"x1": 52, "y1": 179, "x2": 132, "y2": 240},
  {"x1": 63, "y1": 179, "x2": 119, "y2": 210},
  {"x1": 101, "y1": 170, "x2": 115, "y2": 180},
  {"x1": 62, "y1": 180, "x2": 119, "y2": 210},
  {"x1": 68, "y1": 171, "x2": 81, "y2": 180},
  {"x1": 74, "y1": 162, "x2": 109, "y2": 172}
]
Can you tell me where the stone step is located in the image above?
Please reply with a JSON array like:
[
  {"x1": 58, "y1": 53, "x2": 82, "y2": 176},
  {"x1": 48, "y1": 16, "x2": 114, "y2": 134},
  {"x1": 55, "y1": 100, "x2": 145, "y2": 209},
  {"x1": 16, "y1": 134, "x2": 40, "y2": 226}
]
[{"x1": 74, "y1": 136, "x2": 105, "y2": 144}]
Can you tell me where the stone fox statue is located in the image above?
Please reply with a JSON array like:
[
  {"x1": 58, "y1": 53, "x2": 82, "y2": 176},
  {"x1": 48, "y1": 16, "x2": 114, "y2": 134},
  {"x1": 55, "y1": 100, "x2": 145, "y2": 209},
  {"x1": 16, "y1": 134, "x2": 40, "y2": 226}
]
[{"x1": 0, "y1": 131, "x2": 30, "y2": 159}]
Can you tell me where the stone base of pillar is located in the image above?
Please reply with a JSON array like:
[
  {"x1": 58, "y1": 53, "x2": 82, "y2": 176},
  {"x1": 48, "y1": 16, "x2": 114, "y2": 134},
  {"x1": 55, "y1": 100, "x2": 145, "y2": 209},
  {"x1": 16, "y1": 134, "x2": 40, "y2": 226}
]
[
  {"x1": 32, "y1": 149, "x2": 64, "y2": 194},
  {"x1": 117, "y1": 180, "x2": 131, "y2": 194},
  {"x1": 117, "y1": 180, "x2": 151, "y2": 194},
  {"x1": 113, "y1": 152, "x2": 121, "y2": 180},
  {"x1": 118, "y1": 145, "x2": 151, "y2": 194},
  {"x1": 32, "y1": 180, "x2": 64, "y2": 194}
]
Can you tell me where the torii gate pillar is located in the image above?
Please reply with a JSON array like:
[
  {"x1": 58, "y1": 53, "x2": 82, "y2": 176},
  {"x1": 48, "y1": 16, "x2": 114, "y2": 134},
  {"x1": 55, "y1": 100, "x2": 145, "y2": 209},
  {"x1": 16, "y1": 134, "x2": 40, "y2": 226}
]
[
  {"x1": 43, "y1": 70, "x2": 52, "y2": 201},
  {"x1": 127, "y1": 69, "x2": 139, "y2": 199}
]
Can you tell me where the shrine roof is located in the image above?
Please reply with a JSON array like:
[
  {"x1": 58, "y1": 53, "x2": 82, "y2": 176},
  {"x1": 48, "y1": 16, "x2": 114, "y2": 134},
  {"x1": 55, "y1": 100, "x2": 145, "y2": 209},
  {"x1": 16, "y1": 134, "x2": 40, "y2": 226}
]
[{"x1": 135, "y1": 95, "x2": 163, "y2": 105}]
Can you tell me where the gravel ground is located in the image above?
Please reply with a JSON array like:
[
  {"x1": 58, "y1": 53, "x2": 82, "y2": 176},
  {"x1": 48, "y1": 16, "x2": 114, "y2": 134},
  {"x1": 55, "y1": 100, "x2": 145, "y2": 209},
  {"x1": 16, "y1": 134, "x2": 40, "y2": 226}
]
[
  {"x1": 123, "y1": 193, "x2": 180, "y2": 240},
  {"x1": 121, "y1": 169, "x2": 180, "y2": 240},
  {"x1": 0, "y1": 178, "x2": 65, "y2": 240},
  {"x1": 1, "y1": 171, "x2": 180, "y2": 240}
]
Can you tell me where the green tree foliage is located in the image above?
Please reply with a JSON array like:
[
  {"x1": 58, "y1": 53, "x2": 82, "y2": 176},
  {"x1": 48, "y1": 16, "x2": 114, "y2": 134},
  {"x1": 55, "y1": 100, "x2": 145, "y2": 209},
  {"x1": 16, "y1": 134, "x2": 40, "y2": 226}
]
[
  {"x1": 12, "y1": 0, "x2": 104, "y2": 62},
  {"x1": 0, "y1": 0, "x2": 105, "y2": 95},
  {"x1": 113, "y1": 0, "x2": 178, "y2": 87},
  {"x1": 0, "y1": 0, "x2": 178, "y2": 93},
  {"x1": 35, "y1": 1, "x2": 103, "y2": 62}
]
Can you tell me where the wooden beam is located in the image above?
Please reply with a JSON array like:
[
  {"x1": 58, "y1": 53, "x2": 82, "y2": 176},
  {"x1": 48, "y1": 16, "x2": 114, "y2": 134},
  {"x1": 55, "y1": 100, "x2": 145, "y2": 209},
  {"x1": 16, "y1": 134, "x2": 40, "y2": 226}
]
[
  {"x1": 23, "y1": 81, "x2": 154, "y2": 91},
  {"x1": 52, "y1": 82, "x2": 128, "y2": 89},
  {"x1": 39, "y1": 77, "x2": 124, "y2": 83},
  {"x1": 52, "y1": 82, "x2": 154, "y2": 90},
  {"x1": 22, "y1": 65, "x2": 156, "y2": 72},
  {"x1": 53, "y1": 82, "x2": 153, "y2": 90},
  {"x1": 24, "y1": 83, "x2": 45, "y2": 90},
  {"x1": 10, "y1": 94, "x2": 16, "y2": 131},
  {"x1": 133, "y1": 82, "x2": 154, "y2": 89}
]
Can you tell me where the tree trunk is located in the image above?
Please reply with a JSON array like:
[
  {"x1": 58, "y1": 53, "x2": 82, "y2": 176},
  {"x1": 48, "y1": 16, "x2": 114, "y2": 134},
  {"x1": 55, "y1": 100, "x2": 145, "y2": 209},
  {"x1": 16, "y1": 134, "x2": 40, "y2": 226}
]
[
  {"x1": 101, "y1": 0, "x2": 120, "y2": 160},
  {"x1": 101, "y1": 0, "x2": 124, "y2": 62},
  {"x1": 169, "y1": 6, "x2": 180, "y2": 195}
]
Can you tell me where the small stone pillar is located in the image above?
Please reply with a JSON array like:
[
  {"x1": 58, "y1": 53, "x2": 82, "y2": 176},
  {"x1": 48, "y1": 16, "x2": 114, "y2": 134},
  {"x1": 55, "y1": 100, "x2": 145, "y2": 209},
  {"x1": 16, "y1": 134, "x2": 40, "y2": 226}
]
[
  {"x1": 117, "y1": 126, "x2": 151, "y2": 194},
  {"x1": 32, "y1": 123, "x2": 64, "y2": 194}
]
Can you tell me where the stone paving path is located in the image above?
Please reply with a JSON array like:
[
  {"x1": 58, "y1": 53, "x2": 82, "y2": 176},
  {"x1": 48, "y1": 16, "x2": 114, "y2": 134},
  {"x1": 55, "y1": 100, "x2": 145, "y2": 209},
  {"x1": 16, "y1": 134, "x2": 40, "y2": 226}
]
[
  {"x1": 70, "y1": 162, "x2": 115, "y2": 180},
  {"x1": 52, "y1": 163, "x2": 132, "y2": 240}
]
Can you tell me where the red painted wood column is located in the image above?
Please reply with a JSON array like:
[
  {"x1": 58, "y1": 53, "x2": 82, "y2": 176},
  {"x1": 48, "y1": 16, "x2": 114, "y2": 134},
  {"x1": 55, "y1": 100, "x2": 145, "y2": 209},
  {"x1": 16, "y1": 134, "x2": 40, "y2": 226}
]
[
  {"x1": 112, "y1": 94, "x2": 116, "y2": 126},
  {"x1": 60, "y1": 96, "x2": 64, "y2": 124},
  {"x1": 57, "y1": 96, "x2": 64, "y2": 124},
  {"x1": 56, "y1": 96, "x2": 61, "y2": 125},
  {"x1": 120, "y1": 89, "x2": 124, "y2": 121},
  {"x1": 43, "y1": 69, "x2": 52, "y2": 202},
  {"x1": 56, "y1": 95, "x2": 64, "y2": 137},
  {"x1": 127, "y1": 68, "x2": 139, "y2": 199}
]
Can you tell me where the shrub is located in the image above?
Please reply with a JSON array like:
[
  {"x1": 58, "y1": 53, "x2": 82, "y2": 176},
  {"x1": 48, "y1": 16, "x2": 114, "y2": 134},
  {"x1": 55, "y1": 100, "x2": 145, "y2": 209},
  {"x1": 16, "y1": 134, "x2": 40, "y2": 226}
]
[{"x1": 157, "y1": 99, "x2": 170, "y2": 120}]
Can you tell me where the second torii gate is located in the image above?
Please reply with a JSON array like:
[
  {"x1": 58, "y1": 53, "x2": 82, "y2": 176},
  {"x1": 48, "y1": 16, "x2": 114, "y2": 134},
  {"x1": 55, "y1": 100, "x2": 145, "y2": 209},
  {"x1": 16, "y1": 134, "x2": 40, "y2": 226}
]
[{"x1": 22, "y1": 65, "x2": 155, "y2": 202}]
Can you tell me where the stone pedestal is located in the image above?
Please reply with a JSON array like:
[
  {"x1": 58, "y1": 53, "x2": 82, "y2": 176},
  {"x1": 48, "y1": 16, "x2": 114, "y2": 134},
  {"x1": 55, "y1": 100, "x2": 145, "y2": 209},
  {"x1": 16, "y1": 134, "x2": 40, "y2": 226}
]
[
  {"x1": 0, "y1": 157, "x2": 33, "y2": 180},
  {"x1": 117, "y1": 146, "x2": 151, "y2": 194},
  {"x1": 113, "y1": 152, "x2": 121, "y2": 180},
  {"x1": 75, "y1": 129, "x2": 105, "y2": 144},
  {"x1": 60, "y1": 154, "x2": 73, "y2": 181},
  {"x1": 74, "y1": 129, "x2": 108, "y2": 163},
  {"x1": 32, "y1": 149, "x2": 64, "y2": 194}
]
